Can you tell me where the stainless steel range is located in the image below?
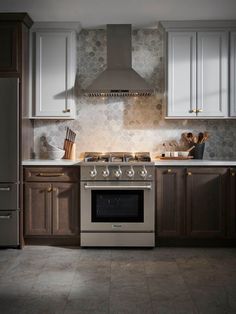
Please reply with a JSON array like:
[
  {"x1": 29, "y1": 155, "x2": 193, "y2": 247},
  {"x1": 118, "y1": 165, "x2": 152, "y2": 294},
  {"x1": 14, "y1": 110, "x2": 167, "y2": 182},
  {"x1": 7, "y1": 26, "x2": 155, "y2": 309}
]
[{"x1": 80, "y1": 152, "x2": 155, "y2": 247}]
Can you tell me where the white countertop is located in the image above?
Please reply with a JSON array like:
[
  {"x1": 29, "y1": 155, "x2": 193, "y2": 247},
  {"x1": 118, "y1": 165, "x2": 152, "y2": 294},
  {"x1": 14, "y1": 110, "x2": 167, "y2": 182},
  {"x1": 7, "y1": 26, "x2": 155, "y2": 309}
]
[
  {"x1": 154, "y1": 159, "x2": 236, "y2": 166},
  {"x1": 22, "y1": 159, "x2": 81, "y2": 166},
  {"x1": 22, "y1": 159, "x2": 236, "y2": 166}
]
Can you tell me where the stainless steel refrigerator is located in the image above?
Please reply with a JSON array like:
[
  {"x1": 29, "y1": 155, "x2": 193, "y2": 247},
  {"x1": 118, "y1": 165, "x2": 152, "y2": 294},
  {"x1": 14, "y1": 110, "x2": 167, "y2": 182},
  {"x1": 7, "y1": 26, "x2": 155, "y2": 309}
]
[{"x1": 0, "y1": 78, "x2": 19, "y2": 247}]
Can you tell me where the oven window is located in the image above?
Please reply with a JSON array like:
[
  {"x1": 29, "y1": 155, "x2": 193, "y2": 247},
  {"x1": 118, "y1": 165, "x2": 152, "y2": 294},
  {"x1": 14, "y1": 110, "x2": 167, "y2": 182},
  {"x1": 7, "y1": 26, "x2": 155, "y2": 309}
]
[{"x1": 92, "y1": 190, "x2": 144, "y2": 222}]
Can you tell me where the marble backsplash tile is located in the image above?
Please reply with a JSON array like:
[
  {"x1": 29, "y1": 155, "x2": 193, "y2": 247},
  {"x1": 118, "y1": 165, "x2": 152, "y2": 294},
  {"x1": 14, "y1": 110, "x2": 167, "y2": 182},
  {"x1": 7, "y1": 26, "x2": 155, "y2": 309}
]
[{"x1": 34, "y1": 28, "x2": 236, "y2": 160}]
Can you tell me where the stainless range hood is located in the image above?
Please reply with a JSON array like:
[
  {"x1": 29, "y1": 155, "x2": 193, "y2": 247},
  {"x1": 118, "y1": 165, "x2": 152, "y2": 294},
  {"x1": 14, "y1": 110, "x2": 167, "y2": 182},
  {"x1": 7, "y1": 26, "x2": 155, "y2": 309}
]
[{"x1": 85, "y1": 25, "x2": 154, "y2": 97}]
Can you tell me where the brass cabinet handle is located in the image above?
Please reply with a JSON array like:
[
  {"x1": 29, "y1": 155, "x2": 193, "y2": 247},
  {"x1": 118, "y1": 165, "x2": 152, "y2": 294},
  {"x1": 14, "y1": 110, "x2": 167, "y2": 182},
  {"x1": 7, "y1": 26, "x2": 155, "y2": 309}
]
[
  {"x1": 232, "y1": 172, "x2": 235, "y2": 177},
  {"x1": 197, "y1": 109, "x2": 203, "y2": 113},
  {"x1": 190, "y1": 109, "x2": 197, "y2": 113},
  {"x1": 167, "y1": 169, "x2": 172, "y2": 173},
  {"x1": 62, "y1": 109, "x2": 70, "y2": 113},
  {"x1": 187, "y1": 172, "x2": 192, "y2": 176},
  {"x1": 47, "y1": 186, "x2": 52, "y2": 192},
  {"x1": 37, "y1": 173, "x2": 65, "y2": 177}
]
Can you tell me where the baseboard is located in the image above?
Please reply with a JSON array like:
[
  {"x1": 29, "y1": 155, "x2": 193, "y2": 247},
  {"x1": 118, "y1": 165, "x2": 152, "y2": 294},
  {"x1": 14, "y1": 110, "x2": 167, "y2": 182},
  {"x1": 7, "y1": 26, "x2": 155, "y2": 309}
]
[
  {"x1": 156, "y1": 238, "x2": 236, "y2": 247},
  {"x1": 24, "y1": 236, "x2": 80, "y2": 246}
]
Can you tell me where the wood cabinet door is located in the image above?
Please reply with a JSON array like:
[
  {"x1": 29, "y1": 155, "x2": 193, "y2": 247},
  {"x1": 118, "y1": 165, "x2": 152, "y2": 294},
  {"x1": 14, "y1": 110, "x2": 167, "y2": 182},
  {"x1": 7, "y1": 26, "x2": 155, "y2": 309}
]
[
  {"x1": 0, "y1": 23, "x2": 19, "y2": 74},
  {"x1": 197, "y1": 32, "x2": 228, "y2": 117},
  {"x1": 156, "y1": 168, "x2": 185, "y2": 238},
  {"x1": 186, "y1": 168, "x2": 227, "y2": 238},
  {"x1": 167, "y1": 32, "x2": 196, "y2": 117},
  {"x1": 52, "y1": 183, "x2": 78, "y2": 236},
  {"x1": 24, "y1": 183, "x2": 52, "y2": 236},
  {"x1": 229, "y1": 168, "x2": 236, "y2": 238},
  {"x1": 230, "y1": 32, "x2": 236, "y2": 117}
]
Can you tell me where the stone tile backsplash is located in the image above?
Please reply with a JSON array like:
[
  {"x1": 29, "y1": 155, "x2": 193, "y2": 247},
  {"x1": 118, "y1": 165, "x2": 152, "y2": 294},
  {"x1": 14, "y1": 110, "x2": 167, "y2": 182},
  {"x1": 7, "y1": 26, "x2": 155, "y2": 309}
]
[{"x1": 34, "y1": 28, "x2": 236, "y2": 160}]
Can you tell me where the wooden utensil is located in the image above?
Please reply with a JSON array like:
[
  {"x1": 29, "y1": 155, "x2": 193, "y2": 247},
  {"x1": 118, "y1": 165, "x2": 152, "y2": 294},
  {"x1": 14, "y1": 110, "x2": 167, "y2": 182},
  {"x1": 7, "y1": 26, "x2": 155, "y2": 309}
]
[
  {"x1": 197, "y1": 132, "x2": 204, "y2": 144},
  {"x1": 63, "y1": 127, "x2": 76, "y2": 159}
]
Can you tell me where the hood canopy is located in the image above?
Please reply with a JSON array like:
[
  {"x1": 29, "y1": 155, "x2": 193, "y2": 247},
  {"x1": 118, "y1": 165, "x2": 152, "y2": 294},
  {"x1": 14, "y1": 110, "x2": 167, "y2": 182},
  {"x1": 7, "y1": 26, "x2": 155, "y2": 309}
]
[{"x1": 85, "y1": 24, "x2": 154, "y2": 97}]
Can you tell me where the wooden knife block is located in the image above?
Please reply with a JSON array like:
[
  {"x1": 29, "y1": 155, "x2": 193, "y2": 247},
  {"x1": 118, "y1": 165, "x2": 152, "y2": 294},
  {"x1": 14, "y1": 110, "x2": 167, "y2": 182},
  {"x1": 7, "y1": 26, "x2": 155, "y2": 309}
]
[{"x1": 63, "y1": 140, "x2": 76, "y2": 160}]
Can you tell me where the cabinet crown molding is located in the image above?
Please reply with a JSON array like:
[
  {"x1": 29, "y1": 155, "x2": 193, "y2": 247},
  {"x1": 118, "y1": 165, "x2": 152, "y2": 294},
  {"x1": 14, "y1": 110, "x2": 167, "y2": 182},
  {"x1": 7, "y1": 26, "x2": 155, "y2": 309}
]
[
  {"x1": 159, "y1": 20, "x2": 236, "y2": 31},
  {"x1": 32, "y1": 22, "x2": 81, "y2": 33},
  {"x1": 0, "y1": 13, "x2": 33, "y2": 28}
]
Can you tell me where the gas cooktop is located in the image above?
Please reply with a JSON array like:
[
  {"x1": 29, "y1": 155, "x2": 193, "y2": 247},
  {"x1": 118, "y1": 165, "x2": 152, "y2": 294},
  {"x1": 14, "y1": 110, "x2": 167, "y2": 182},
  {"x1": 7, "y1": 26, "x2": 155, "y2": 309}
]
[{"x1": 83, "y1": 152, "x2": 151, "y2": 163}]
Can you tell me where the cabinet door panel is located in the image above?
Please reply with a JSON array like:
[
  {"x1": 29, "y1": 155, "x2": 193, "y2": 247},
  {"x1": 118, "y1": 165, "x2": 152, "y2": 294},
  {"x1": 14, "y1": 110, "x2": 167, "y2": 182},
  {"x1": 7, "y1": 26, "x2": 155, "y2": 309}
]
[
  {"x1": 229, "y1": 168, "x2": 236, "y2": 238},
  {"x1": 167, "y1": 32, "x2": 196, "y2": 117},
  {"x1": 52, "y1": 183, "x2": 78, "y2": 236},
  {"x1": 24, "y1": 183, "x2": 52, "y2": 235},
  {"x1": 230, "y1": 32, "x2": 236, "y2": 117},
  {"x1": 197, "y1": 32, "x2": 228, "y2": 117},
  {"x1": 35, "y1": 31, "x2": 74, "y2": 117},
  {"x1": 156, "y1": 168, "x2": 185, "y2": 237},
  {"x1": 186, "y1": 168, "x2": 227, "y2": 238},
  {"x1": 0, "y1": 23, "x2": 18, "y2": 73},
  {"x1": 0, "y1": 78, "x2": 19, "y2": 182}
]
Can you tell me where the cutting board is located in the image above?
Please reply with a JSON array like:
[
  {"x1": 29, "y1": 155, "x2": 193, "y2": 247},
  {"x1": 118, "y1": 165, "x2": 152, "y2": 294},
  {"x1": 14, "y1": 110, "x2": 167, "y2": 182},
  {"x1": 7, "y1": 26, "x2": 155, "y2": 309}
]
[{"x1": 158, "y1": 156, "x2": 194, "y2": 160}]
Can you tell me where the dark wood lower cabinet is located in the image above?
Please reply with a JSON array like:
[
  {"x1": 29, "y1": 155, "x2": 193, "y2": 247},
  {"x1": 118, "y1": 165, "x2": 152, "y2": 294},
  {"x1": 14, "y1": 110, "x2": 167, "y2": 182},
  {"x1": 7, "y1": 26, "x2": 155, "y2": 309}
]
[
  {"x1": 24, "y1": 167, "x2": 79, "y2": 240},
  {"x1": 156, "y1": 168, "x2": 185, "y2": 238},
  {"x1": 229, "y1": 168, "x2": 236, "y2": 238},
  {"x1": 25, "y1": 182, "x2": 78, "y2": 237},
  {"x1": 24, "y1": 183, "x2": 52, "y2": 236},
  {"x1": 186, "y1": 167, "x2": 227, "y2": 238},
  {"x1": 156, "y1": 166, "x2": 235, "y2": 245},
  {"x1": 52, "y1": 183, "x2": 78, "y2": 236}
]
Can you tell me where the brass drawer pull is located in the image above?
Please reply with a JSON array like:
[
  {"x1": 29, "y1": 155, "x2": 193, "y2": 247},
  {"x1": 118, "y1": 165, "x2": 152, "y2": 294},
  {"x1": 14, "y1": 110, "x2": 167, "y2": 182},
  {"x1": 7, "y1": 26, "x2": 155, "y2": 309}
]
[
  {"x1": 167, "y1": 169, "x2": 172, "y2": 173},
  {"x1": 187, "y1": 172, "x2": 192, "y2": 176},
  {"x1": 190, "y1": 109, "x2": 197, "y2": 113},
  {"x1": 197, "y1": 109, "x2": 203, "y2": 113},
  {"x1": 37, "y1": 173, "x2": 65, "y2": 177},
  {"x1": 47, "y1": 186, "x2": 52, "y2": 192},
  {"x1": 232, "y1": 172, "x2": 235, "y2": 177},
  {"x1": 63, "y1": 109, "x2": 70, "y2": 113}
]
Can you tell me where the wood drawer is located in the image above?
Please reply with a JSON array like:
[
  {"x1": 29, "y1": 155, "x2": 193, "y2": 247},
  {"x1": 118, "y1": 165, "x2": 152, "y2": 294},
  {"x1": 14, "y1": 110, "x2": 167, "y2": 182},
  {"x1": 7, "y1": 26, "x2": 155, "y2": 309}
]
[{"x1": 24, "y1": 167, "x2": 79, "y2": 182}]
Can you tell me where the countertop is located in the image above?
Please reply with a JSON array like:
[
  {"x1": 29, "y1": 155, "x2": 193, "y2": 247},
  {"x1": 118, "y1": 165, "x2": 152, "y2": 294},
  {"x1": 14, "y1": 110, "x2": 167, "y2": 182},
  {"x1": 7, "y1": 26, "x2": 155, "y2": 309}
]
[
  {"x1": 22, "y1": 159, "x2": 236, "y2": 166},
  {"x1": 22, "y1": 159, "x2": 81, "y2": 166},
  {"x1": 153, "y1": 159, "x2": 236, "y2": 166}
]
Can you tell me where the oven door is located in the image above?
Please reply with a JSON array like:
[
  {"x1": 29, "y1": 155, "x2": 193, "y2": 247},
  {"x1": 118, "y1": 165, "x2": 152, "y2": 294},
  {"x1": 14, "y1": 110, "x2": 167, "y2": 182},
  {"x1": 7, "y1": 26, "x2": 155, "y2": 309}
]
[{"x1": 80, "y1": 181, "x2": 154, "y2": 232}]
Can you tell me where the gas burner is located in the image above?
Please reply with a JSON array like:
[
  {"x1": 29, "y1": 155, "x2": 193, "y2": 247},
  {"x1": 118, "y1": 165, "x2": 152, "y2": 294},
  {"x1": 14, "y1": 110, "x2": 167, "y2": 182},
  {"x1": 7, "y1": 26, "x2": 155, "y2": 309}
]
[{"x1": 83, "y1": 152, "x2": 151, "y2": 162}]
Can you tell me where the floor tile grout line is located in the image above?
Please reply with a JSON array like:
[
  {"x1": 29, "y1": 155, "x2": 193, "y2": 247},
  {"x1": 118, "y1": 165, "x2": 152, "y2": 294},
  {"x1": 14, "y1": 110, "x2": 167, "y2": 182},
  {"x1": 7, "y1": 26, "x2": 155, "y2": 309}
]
[
  {"x1": 204, "y1": 253, "x2": 231, "y2": 312},
  {"x1": 108, "y1": 249, "x2": 112, "y2": 314},
  {"x1": 174, "y1": 255, "x2": 200, "y2": 314},
  {"x1": 143, "y1": 256, "x2": 155, "y2": 314},
  {"x1": 62, "y1": 261, "x2": 79, "y2": 314}
]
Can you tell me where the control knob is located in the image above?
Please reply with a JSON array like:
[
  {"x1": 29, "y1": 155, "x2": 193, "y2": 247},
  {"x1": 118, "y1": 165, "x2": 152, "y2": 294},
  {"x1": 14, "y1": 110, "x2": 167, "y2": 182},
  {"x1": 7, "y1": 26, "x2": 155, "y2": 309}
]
[
  {"x1": 113, "y1": 166, "x2": 122, "y2": 178},
  {"x1": 126, "y1": 166, "x2": 135, "y2": 178},
  {"x1": 102, "y1": 166, "x2": 110, "y2": 178},
  {"x1": 139, "y1": 166, "x2": 147, "y2": 178},
  {"x1": 89, "y1": 166, "x2": 97, "y2": 178}
]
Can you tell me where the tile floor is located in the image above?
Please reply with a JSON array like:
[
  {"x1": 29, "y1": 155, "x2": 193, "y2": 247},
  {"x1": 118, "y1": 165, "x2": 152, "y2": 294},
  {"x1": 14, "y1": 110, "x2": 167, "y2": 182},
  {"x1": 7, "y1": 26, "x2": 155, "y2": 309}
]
[{"x1": 0, "y1": 246, "x2": 236, "y2": 314}]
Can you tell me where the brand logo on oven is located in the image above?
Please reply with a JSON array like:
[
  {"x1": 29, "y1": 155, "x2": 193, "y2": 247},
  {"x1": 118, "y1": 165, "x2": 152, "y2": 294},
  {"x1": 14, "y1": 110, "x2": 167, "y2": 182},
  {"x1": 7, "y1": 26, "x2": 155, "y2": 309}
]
[{"x1": 112, "y1": 224, "x2": 122, "y2": 229}]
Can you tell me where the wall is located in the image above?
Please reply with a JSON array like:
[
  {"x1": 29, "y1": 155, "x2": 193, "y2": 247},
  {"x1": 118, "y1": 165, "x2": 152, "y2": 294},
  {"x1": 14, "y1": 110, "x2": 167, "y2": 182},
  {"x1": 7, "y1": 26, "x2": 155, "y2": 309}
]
[{"x1": 34, "y1": 28, "x2": 236, "y2": 160}]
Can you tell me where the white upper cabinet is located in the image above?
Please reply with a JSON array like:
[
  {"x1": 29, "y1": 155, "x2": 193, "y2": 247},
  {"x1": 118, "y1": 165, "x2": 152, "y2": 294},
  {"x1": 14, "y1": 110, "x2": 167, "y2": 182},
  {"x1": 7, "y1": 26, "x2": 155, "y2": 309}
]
[
  {"x1": 230, "y1": 32, "x2": 236, "y2": 117},
  {"x1": 197, "y1": 32, "x2": 228, "y2": 117},
  {"x1": 30, "y1": 23, "x2": 81, "y2": 119},
  {"x1": 161, "y1": 21, "x2": 236, "y2": 119},
  {"x1": 167, "y1": 32, "x2": 196, "y2": 117}
]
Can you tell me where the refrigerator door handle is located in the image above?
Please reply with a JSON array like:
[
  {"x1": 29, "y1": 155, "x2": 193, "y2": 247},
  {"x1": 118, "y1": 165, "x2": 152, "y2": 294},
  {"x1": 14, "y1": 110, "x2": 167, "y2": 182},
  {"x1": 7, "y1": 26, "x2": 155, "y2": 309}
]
[
  {"x1": 0, "y1": 214, "x2": 12, "y2": 219},
  {"x1": 0, "y1": 187, "x2": 11, "y2": 191}
]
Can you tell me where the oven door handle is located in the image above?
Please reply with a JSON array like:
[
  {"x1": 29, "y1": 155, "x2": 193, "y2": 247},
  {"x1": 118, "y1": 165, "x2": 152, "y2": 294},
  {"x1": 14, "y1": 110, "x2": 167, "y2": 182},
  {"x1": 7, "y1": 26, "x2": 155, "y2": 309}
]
[{"x1": 84, "y1": 184, "x2": 152, "y2": 190}]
